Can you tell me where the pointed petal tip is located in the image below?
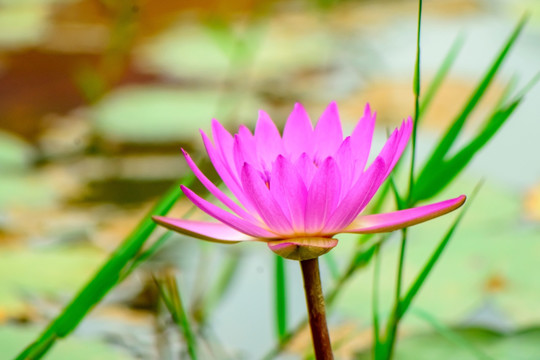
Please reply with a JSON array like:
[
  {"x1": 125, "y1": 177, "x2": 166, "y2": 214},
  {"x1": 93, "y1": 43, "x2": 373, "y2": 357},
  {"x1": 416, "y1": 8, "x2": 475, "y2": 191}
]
[
  {"x1": 323, "y1": 101, "x2": 340, "y2": 117},
  {"x1": 344, "y1": 194, "x2": 467, "y2": 234},
  {"x1": 404, "y1": 116, "x2": 414, "y2": 129},
  {"x1": 209, "y1": 118, "x2": 221, "y2": 132},
  {"x1": 152, "y1": 215, "x2": 166, "y2": 224},
  {"x1": 364, "y1": 102, "x2": 371, "y2": 114},
  {"x1": 179, "y1": 184, "x2": 189, "y2": 192},
  {"x1": 291, "y1": 102, "x2": 310, "y2": 117},
  {"x1": 152, "y1": 215, "x2": 181, "y2": 229},
  {"x1": 257, "y1": 109, "x2": 271, "y2": 122},
  {"x1": 358, "y1": 103, "x2": 376, "y2": 126},
  {"x1": 364, "y1": 103, "x2": 377, "y2": 121},
  {"x1": 323, "y1": 101, "x2": 339, "y2": 118}
]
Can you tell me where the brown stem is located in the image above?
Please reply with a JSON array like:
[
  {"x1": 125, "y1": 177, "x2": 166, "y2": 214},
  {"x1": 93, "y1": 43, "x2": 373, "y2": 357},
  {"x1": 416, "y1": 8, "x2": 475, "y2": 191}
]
[{"x1": 300, "y1": 258, "x2": 333, "y2": 360}]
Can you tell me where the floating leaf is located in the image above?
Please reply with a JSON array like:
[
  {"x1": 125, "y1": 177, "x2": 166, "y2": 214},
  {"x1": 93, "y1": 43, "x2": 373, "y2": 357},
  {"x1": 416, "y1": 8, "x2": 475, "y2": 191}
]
[
  {"x1": 0, "y1": 175, "x2": 58, "y2": 210},
  {"x1": 0, "y1": 131, "x2": 35, "y2": 171},
  {"x1": 92, "y1": 86, "x2": 264, "y2": 143},
  {"x1": 356, "y1": 327, "x2": 540, "y2": 360},
  {"x1": 0, "y1": 324, "x2": 131, "y2": 360},
  {"x1": 0, "y1": 247, "x2": 105, "y2": 317},
  {"x1": 136, "y1": 22, "x2": 333, "y2": 81}
]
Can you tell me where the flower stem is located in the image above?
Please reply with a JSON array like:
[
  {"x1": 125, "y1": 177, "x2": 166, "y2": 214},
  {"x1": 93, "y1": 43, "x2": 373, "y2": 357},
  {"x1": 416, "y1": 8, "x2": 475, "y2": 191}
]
[{"x1": 300, "y1": 258, "x2": 333, "y2": 360}]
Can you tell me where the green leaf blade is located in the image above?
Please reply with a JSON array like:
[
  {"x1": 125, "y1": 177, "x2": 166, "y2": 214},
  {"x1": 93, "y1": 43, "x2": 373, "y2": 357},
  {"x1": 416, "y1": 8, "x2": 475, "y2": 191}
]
[
  {"x1": 16, "y1": 175, "x2": 193, "y2": 360},
  {"x1": 275, "y1": 255, "x2": 288, "y2": 343},
  {"x1": 414, "y1": 99, "x2": 519, "y2": 201},
  {"x1": 413, "y1": 15, "x2": 527, "y2": 202}
]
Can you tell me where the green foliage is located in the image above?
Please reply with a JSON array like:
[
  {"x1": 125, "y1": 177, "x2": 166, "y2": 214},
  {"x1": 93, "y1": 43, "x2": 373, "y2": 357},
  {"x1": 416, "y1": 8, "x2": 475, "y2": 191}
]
[
  {"x1": 0, "y1": 131, "x2": 35, "y2": 171},
  {"x1": 16, "y1": 175, "x2": 193, "y2": 360},
  {"x1": 418, "y1": 34, "x2": 465, "y2": 121},
  {"x1": 412, "y1": 15, "x2": 528, "y2": 203},
  {"x1": 275, "y1": 255, "x2": 288, "y2": 343},
  {"x1": 154, "y1": 272, "x2": 199, "y2": 360},
  {"x1": 415, "y1": 100, "x2": 520, "y2": 201}
]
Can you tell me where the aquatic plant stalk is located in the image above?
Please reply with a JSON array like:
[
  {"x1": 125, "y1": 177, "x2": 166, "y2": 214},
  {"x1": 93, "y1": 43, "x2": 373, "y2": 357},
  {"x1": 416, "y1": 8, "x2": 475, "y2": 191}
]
[
  {"x1": 153, "y1": 101, "x2": 465, "y2": 358},
  {"x1": 300, "y1": 258, "x2": 333, "y2": 360}
]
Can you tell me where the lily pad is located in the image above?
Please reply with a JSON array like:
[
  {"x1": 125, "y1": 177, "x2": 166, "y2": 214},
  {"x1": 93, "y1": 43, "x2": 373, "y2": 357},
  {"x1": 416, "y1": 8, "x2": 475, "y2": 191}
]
[
  {"x1": 135, "y1": 23, "x2": 234, "y2": 82},
  {"x1": 136, "y1": 21, "x2": 333, "y2": 81},
  {"x1": 0, "y1": 246, "x2": 105, "y2": 316},
  {"x1": 0, "y1": 324, "x2": 132, "y2": 360},
  {"x1": 92, "y1": 86, "x2": 264, "y2": 143},
  {"x1": 0, "y1": 131, "x2": 35, "y2": 171},
  {"x1": 355, "y1": 327, "x2": 540, "y2": 360},
  {"x1": 0, "y1": 174, "x2": 57, "y2": 210}
]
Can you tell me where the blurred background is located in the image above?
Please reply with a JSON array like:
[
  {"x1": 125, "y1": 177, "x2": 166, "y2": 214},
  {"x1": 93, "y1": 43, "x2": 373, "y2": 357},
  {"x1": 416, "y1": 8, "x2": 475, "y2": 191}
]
[{"x1": 1, "y1": 0, "x2": 539, "y2": 359}]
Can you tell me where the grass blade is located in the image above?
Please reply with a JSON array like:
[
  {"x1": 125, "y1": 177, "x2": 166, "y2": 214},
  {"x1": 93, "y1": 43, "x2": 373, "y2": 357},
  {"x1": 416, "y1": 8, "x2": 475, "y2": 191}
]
[
  {"x1": 408, "y1": 0, "x2": 423, "y2": 199},
  {"x1": 414, "y1": 97, "x2": 520, "y2": 200},
  {"x1": 418, "y1": 34, "x2": 465, "y2": 119},
  {"x1": 16, "y1": 175, "x2": 193, "y2": 360},
  {"x1": 510, "y1": 70, "x2": 540, "y2": 102},
  {"x1": 154, "y1": 270, "x2": 199, "y2": 360},
  {"x1": 275, "y1": 255, "x2": 288, "y2": 343},
  {"x1": 413, "y1": 15, "x2": 527, "y2": 202},
  {"x1": 389, "y1": 175, "x2": 406, "y2": 210},
  {"x1": 120, "y1": 230, "x2": 174, "y2": 281}
]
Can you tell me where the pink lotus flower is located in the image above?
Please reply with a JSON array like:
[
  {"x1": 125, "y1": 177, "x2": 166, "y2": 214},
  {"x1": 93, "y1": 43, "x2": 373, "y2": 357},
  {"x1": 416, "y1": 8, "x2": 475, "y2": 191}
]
[{"x1": 153, "y1": 102, "x2": 465, "y2": 260}]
